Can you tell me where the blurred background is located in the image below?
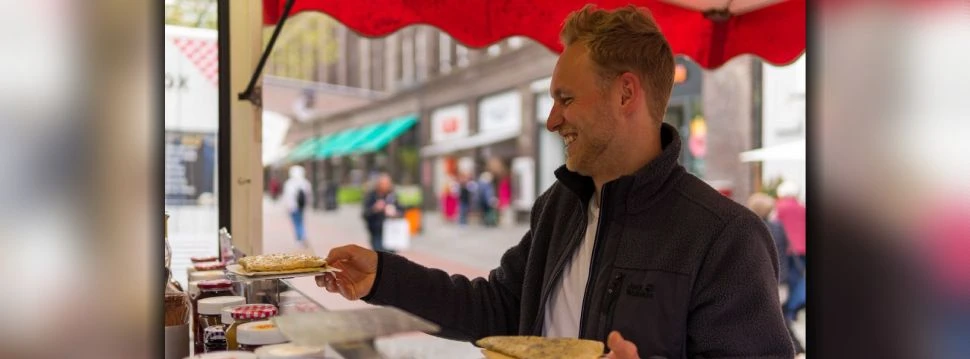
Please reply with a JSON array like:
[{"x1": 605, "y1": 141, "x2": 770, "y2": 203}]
[{"x1": 0, "y1": 0, "x2": 966, "y2": 358}]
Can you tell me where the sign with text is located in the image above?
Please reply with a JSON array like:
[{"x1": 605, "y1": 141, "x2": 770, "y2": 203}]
[
  {"x1": 165, "y1": 131, "x2": 216, "y2": 205},
  {"x1": 431, "y1": 103, "x2": 470, "y2": 143},
  {"x1": 478, "y1": 90, "x2": 522, "y2": 134}
]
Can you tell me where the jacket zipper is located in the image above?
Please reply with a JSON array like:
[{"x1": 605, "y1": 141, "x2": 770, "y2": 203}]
[
  {"x1": 531, "y1": 204, "x2": 589, "y2": 334},
  {"x1": 578, "y1": 184, "x2": 609, "y2": 337},
  {"x1": 600, "y1": 272, "x2": 625, "y2": 337}
]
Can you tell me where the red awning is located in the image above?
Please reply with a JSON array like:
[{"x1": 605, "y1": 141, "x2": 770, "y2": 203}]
[{"x1": 262, "y1": 0, "x2": 805, "y2": 69}]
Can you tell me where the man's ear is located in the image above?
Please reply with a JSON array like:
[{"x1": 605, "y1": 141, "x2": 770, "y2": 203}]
[{"x1": 618, "y1": 72, "x2": 641, "y2": 110}]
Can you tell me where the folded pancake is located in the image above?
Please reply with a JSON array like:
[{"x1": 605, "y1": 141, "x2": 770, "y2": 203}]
[
  {"x1": 475, "y1": 336, "x2": 604, "y2": 359},
  {"x1": 237, "y1": 253, "x2": 329, "y2": 272}
]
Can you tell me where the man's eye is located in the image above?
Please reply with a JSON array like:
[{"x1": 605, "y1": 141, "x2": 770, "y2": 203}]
[{"x1": 562, "y1": 98, "x2": 573, "y2": 105}]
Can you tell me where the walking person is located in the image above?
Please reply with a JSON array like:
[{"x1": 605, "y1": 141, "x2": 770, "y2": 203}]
[
  {"x1": 748, "y1": 192, "x2": 806, "y2": 355},
  {"x1": 775, "y1": 181, "x2": 807, "y2": 322},
  {"x1": 478, "y1": 172, "x2": 499, "y2": 227},
  {"x1": 282, "y1": 165, "x2": 312, "y2": 246},
  {"x1": 361, "y1": 174, "x2": 400, "y2": 253}
]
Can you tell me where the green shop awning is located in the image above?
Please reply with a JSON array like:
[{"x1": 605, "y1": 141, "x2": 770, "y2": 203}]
[
  {"x1": 329, "y1": 122, "x2": 389, "y2": 157},
  {"x1": 286, "y1": 136, "x2": 325, "y2": 163},
  {"x1": 313, "y1": 128, "x2": 361, "y2": 159},
  {"x1": 352, "y1": 114, "x2": 419, "y2": 155}
]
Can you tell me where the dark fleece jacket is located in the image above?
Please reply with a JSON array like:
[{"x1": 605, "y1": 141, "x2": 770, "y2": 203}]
[{"x1": 363, "y1": 123, "x2": 794, "y2": 358}]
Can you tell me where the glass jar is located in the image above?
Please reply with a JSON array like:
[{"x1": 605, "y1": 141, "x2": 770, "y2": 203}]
[
  {"x1": 191, "y1": 279, "x2": 235, "y2": 349},
  {"x1": 254, "y1": 343, "x2": 328, "y2": 359},
  {"x1": 192, "y1": 255, "x2": 219, "y2": 264},
  {"x1": 236, "y1": 320, "x2": 288, "y2": 352},
  {"x1": 194, "y1": 261, "x2": 228, "y2": 272},
  {"x1": 203, "y1": 324, "x2": 227, "y2": 352},
  {"x1": 196, "y1": 295, "x2": 245, "y2": 354},
  {"x1": 226, "y1": 304, "x2": 278, "y2": 351},
  {"x1": 189, "y1": 270, "x2": 226, "y2": 283}
]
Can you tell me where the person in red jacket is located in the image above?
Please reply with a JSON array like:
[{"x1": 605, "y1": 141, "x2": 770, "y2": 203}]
[{"x1": 775, "y1": 181, "x2": 806, "y2": 321}]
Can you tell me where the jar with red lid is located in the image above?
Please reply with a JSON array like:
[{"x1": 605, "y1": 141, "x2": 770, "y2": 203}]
[
  {"x1": 225, "y1": 304, "x2": 278, "y2": 350},
  {"x1": 191, "y1": 255, "x2": 219, "y2": 263},
  {"x1": 236, "y1": 320, "x2": 288, "y2": 352},
  {"x1": 192, "y1": 280, "x2": 238, "y2": 353},
  {"x1": 194, "y1": 261, "x2": 227, "y2": 272}
]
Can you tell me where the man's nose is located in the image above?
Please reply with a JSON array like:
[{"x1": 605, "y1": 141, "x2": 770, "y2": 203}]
[{"x1": 546, "y1": 103, "x2": 562, "y2": 132}]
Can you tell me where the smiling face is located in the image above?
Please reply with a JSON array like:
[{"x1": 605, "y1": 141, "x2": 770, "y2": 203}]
[{"x1": 547, "y1": 44, "x2": 620, "y2": 176}]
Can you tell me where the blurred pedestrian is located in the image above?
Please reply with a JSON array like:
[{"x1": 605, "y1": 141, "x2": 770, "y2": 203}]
[
  {"x1": 747, "y1": 192, "x2": 805, "y2": 355},
  {"x1": 776, "y1": 181, "x2": 806, "y2": 321},
  {"x1": 361, "y1": 174, "x2": 400, "y2": 253},
  {"x1": 441, "y1": 173, "x2": 459, "y2": 222},
  {"x1": 268, "y1": 175, "x2": 282, "y2": 200},
  {"x1": 282, "y1": 165, "x2": 313, "y2": 246},
  {"x1": 478, "y1": 172, "x2": 499, "y2": 227},
  {"x1": 457, "y1": 172, "x2": 477, "y2": 226}
]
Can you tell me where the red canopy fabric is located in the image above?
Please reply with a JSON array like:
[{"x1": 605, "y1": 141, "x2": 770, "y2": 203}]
[{"x1": 262, "y1": 0, "x2": 805, "y2": 69}]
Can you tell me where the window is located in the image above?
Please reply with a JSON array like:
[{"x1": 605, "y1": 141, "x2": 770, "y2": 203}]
[
  {"x1": 439, "y1": 32, "x2": 453, "y2": 74},
  {"x1": 456, "y1": 44, "x2": 470, "y2": 68},
  {"x1": 487, "y1": 44, "x2": 501, "y2": 57}
]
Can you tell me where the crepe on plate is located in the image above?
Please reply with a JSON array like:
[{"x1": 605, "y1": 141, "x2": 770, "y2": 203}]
[
  {"x1": 238, "y1": 253, "x2": 329, "y2": 272},
  {"x1": 475, "y1": 336, "x2": 604, "y2": 359}
]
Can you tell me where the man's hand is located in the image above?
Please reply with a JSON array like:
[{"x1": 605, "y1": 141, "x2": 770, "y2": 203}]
[
  {"x1": 605, "y1": 331, "x2": 640, "y2": 359},
  {"x1": 315, "y1": 245, "x2": 378, "y2": 300},
  {"x1": 372, "y1": 199, "x2": 386, "y2": 212}
]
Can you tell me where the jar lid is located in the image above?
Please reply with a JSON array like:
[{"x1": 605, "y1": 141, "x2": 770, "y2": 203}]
[
  {"x1": 189, "y1": 270, "x2": 226, "y2": 282},
  {"x1": 237, "y1": 320, "x2": 288, "y2": 346},
  {"x1": 221, "y1": 305, "x2": 241, "y2": 325},
  {"x1": 254, "y1": 343, "x2": 327, "y2": 359},
  {"x1": 195, "y1": 261, "x2": 227, "y2": 271},
  {"x1": 198, "y1": 296, "x2": 246, "y2": 315},
  {"x1": 183, "y1": 351, "x2": 258, "y2": 359},
  {"x1": 198, "y1": 279, "x2": 233, "y2": 290},
  {"x1": 203, "y1": 325, "x2": 226, "y2": 342},
  {"x1": 191, "y1": 255, "x2": 219, "y2": 263},
  {"x1": 231, "y1": 304, "x2": 278, "y2": 320}
]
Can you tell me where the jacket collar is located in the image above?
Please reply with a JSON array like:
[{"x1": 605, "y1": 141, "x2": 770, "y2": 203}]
[{"x1": 554, "y1": 122, "x2": 684, "y2": 212}]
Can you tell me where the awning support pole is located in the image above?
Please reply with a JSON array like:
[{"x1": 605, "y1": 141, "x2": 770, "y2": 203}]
[{"x1": 237, "y1": 0, "x2": 297, "y2": 107}]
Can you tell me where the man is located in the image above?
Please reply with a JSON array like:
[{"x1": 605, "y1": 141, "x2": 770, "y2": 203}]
[
  {"x1": 282, "y1": 165, "x2": 312, "y2": 246},
  {"x1": 361, "y1": 174, "x2": 400, "y2": 253},
  {"x1": 318, "y1": 5, "x2": 793, "y2": 358}
]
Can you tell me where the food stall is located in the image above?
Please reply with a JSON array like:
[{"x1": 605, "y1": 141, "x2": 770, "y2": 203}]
[{"x1": 165, "y1": 0, "x2": 806, "y2": 358}]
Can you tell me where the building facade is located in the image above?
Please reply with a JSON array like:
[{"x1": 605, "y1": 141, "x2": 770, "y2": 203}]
[{"x1": 280, "y1": 16, "x2": 764, "y2": 219}]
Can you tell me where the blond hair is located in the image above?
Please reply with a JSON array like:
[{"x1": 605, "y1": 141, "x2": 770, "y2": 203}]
[{"x1": 560, "y1": 4, "x2": 675, "y2": 126}]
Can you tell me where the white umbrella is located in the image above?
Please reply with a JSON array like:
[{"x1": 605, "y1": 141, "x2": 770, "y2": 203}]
[{"x1": 739, "y1": 139, "x2": 805, "y2": 162}]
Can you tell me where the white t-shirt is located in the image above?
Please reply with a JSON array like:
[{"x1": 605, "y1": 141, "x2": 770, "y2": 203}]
[{"x1": 542, "y1": 198, "x2": 600, "y2": 337}]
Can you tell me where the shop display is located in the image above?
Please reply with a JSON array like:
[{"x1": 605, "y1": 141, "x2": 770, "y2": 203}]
[
  {"x1": 226, "y1": 304, "x2": 278, "y2": 351},
  {"x1": 196, "y1": 296, "x2": 245, "y2": 354},
  {"x1": 253, "y1": 343, "x2": 328, "y2": 359},
  {"x1": 475, "y1": 336, "x2": 604, "y2": 359},
  {"x1": 237, "y1": 320, "x2": 288, "y2": 352}
]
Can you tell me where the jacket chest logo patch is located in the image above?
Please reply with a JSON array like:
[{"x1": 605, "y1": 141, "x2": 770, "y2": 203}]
[{"x1": 626, "y1": 284, "x2": 654, "y2": 298}]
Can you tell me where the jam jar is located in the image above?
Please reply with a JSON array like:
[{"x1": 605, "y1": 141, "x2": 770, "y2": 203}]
[
  {"x1": 226, "y1": 304, "x2": 278, "y2": 350},
  {"x1": 189, "y1": 270, "x2": 226, "y2": 283},
  {"x1": 203, "y1": 324, "x2": 227, "y2": 352},
  {"x1": 191, "y1": 279, "x2": 236, "y2": 348},
  {"x1": 196, "y1": 295, "x2": 245, "y2": 354},
  {"x1": 236, "y1": 320, "x2": 288, "y2": 352},
  {"x1": 191, "y1": 255, "x2": 220, "y2": 264}
]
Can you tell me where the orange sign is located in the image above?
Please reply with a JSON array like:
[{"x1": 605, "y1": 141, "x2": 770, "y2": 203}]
[{"x1": 674, "y1": 64, "x2": 688, "y2": 84}]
